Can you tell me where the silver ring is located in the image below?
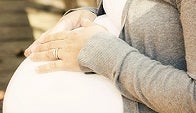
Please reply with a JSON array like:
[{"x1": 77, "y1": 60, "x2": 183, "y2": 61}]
[{"x1": 53, "y1": 48, "x2": 60, "y2": 60}]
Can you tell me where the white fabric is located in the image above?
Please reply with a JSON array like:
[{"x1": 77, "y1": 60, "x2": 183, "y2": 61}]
[
  {"x1": 3, "y1": 58, "x2": 123, "y2": 113},
  {"x1": 94, "y1": 0, "x2": 127, "y2": 36},
  {"x1": 94, "y1": 15, "x2": 120, "y2": 36},
  {"x1": 103, "y1": 0, "x2": 127, "y2": 30}
]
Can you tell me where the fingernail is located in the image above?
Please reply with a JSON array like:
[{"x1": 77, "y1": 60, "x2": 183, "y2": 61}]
[{"x1": 24, "y1": 49, "x2": 31, "y2": 57}]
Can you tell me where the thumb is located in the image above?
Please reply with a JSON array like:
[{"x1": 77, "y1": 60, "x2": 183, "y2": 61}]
[{"x1": 80, "y1": 18, "x2": 95, "y2": 27}]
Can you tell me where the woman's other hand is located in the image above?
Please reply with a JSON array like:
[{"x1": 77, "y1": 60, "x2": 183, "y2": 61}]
[
  {"x1": 24, "y1": 10, "x2": 97, "y2": 57},
  {"x1": 29, "y1": 23, "x2": 107, "y2": 73}
]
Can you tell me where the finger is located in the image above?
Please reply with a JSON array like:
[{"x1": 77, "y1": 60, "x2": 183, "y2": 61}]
[
  {"x1": 29, "y1": 49, "x2": 58, "y2": 62},
  {"x1": 36, "y1": 60, "x2": 65, "y2": 73},
  {"x1": 39, "y1": 31, "x2": 70, "y2": 43},
  {"x1": 24, "y1": 47, "x2": 31, "y2": 57},
  {"x1": 24, "y1": 32, "x2": 48, "y2": 57},
  {"x1": 32, "y1": 40, "x2": 64, "y2": 52},
  {"x1": 24, "y1": 40, "x2": 40, "y2": 57}
]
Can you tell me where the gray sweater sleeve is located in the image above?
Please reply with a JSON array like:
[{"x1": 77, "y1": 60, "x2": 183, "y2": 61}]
[
  {"x1": 78, "y1": 32, "x2": 196, "y2": 113},
  {"x1": 64, "y1": 7, "x2": 98, "y2": 16},
  {"x1": 180, "y1": 0, "x2": 196, "y2": 76}
]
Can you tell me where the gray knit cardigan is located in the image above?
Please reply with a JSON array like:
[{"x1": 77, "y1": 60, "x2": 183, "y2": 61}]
[{"x1": 77, "y1": 0, "x2": 196, "y2": 112}]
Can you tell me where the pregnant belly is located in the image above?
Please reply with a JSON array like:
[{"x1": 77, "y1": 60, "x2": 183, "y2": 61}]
[{"x1": 3, "y1": 58, "x2": 123, "y2": 113}]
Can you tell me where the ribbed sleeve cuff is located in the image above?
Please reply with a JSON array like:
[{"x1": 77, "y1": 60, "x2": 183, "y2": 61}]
[{"x1": 78, "y1": 32, "x2": 138, "y2": 81}]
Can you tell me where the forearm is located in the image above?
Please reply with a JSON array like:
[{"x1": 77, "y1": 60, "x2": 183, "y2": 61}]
[
  {"x1": 180, "y1": 0, "x2": 196, "y2": 76},
  {"x1": 119, "y1": 47, "x2": 195, "y2": 113},
  {"x1": 78, "y1": 32, "x2": 196, "y2": 113}
]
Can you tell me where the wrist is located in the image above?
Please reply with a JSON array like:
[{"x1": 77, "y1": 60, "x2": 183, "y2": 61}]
[{"x1": 80, "y1": 10, "x2": 97, "y2": 22}]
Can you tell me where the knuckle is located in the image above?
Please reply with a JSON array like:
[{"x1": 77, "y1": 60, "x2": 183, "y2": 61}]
[
  {"x1": 46, "y1": 50, "x2": 53, "y2": 59},
  {"x1": 35, "y1": 46, "x2": 41, "y2": 52},
  {"x1": 49, "y1": 62, "x2": 56, "y2": 69},
  {"x1": 62, "y1": 40, "x2": 68, "y2": 48},
  {"x1": 69, "y1": 32, "x2": 77, "y2": 39},
  {"x1": 30, "y1": 53, "x2": 38, "y2": 61},
  {"x1": 46, "y1": 43, "x2": 52, "y2": 49}
]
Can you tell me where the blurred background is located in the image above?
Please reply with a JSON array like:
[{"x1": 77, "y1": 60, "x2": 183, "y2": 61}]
[{"x1": 0, "y1": 0, "x2": 96, "y2": 112}]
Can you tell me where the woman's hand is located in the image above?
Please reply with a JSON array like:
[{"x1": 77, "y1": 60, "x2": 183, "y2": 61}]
[
  {"x1": 29, "y1": 23, "x2": 107, "y2": 73},
  {"x1": 24, "y1": 10, "x2": 97, "y2": 57}
]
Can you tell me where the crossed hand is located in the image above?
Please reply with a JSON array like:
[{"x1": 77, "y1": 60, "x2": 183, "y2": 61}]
[{"x1": 24, "y1": 10, "x2": 107, "y2": 73}]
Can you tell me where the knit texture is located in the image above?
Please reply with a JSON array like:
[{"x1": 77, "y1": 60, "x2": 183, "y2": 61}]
[{"x1": 78, "y1": 0, "x2": 196, "y2": 112}]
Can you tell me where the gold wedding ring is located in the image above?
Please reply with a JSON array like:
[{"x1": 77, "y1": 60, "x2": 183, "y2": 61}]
[{"x1": 53, "y1": 48, "x2": 60, "y2": 60}]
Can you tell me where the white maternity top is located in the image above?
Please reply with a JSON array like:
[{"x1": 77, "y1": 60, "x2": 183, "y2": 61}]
[
  {"x1": 94, "y1": 0, "x2": 127, "y2": 36},
  {"x1": 3, "y1": 1, "x2": 127, "y2": 113}
]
